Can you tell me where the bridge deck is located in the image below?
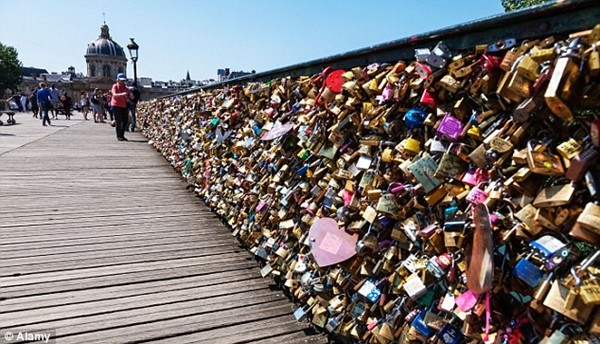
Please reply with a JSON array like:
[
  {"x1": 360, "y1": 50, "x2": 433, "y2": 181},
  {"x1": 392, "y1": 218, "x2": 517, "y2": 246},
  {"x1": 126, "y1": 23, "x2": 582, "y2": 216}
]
[{"x1": 0, "y1": 113, "x2": 324, "y2": 344}]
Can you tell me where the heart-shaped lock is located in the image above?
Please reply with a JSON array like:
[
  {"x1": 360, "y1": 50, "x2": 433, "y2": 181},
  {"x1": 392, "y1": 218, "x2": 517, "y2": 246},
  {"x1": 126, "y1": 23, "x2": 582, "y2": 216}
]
[{"x1": 309, "y1": 217, "x2": 358, "y2": 267}]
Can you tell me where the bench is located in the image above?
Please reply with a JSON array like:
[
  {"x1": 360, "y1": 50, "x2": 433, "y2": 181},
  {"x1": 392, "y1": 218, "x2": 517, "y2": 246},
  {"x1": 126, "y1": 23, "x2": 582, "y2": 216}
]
[{"x1": 0, "y1": 110, "x2": 16, "y2": 125}]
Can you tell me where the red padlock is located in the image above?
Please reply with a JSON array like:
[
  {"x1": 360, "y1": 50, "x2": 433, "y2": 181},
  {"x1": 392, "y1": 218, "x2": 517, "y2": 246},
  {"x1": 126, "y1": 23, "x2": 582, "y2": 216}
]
[{"x1": 420, "y1": 89, "x2": 437, "y2": 108}]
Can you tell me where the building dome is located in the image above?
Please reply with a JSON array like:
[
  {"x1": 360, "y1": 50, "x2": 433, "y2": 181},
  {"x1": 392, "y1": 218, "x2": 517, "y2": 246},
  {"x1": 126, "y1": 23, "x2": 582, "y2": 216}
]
[
  {"x1": 85, "y1": 23, "x2": 128, "y2": 79},
  {"x1": 85, "y1": 24, "x2": 127, "y2": 60}
]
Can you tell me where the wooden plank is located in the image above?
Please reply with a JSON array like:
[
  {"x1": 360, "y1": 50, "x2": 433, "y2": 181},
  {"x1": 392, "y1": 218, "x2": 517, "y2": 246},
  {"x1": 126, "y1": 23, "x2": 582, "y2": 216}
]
[
  {"x1": 0, "y1": 261, "x2": 259, "y2": 299},
  {"x1": 153, "y1": 318, "x2": 316, "y2": 344},
  {"x1": 0, "y1": 232, "x2": 235, "y2": 256},
  {"x1": 54, "y1": 303, "x2": 295, "y2": 344},
  {"x1": 2, "y1": 290, "x2": 289, "y2": 339},
  {"x1": 0, "y1": 279, "x2": 283, "y2": 327},
  {"x1": 0, "y1": 240, "x2": 234, "y2": 261},
  {"x1": 0, "y1": 254, "x2": 255, "y2": 286},
  {"x1": 0, "y1": 270, "x2": 262, "y2": 312}
]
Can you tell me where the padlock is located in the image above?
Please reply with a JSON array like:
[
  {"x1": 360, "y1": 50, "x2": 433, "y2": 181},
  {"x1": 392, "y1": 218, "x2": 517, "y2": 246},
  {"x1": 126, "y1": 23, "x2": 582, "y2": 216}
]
[
  {"x1": 436, "y1": 114, "x2": 463, "y2": 142},
  {"x1": 526, "y1": 140, "x2": 564, "y2": 176},
  {"x1": 580, "y1": 278, "x2": 600, "y2": 305},
  {"x1": 435, "y1": 143, "x2": 467, "y2": 180},
  {"x1": 576, "y1": 202, "x2": 600, "y2": 234},
  {"x1": 532, "y1": 183, "x2": 575, "y2": 208},
  {"x1": 408, "y1": 155, "x2": 443, "y2": 193},
  {"x1": 556, "y1": 138, "x2": 582, "y2": 160},
  {"x1": 466, "y1": 182, "x2": 489, "y2": 205},
  {"x1": 516, "y1": 54, "x2": 541, "y2": 81},
  {"x1": 544, "y1": 39, "x2": 582, "y2": 123},
  {"x1": 566, "y1": 147, "x2": 599, "y2": 182}
]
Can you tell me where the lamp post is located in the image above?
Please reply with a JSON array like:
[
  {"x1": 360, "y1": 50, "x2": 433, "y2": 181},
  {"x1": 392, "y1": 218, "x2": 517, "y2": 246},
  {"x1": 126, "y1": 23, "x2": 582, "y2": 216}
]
[{"x1": 127, "y1": 38, "x2": 139, "y2": 85}]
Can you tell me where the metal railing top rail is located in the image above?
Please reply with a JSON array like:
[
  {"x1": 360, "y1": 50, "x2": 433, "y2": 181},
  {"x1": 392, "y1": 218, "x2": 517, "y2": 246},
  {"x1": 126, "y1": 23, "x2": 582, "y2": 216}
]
[{"x1": 163, "y1": 0, "x2": 599, "y2": 99}]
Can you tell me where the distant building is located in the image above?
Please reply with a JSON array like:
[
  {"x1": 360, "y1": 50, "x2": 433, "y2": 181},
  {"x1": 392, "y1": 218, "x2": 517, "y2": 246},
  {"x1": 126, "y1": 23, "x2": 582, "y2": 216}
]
[
  {"x1": 217, "y1": 68, "x2": 254, "y2": 82},
  {"x1": 21, "y1": 67, "x2": 48, "y2": 78}
]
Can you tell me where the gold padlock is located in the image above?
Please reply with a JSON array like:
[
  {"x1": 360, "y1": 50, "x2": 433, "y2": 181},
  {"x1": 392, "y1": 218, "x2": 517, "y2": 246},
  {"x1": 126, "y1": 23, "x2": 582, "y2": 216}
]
[
  {"x1": 580, "y1": 279, "x2": 600, "y2": 305},
  {"x1": 516, "y1": 54, "x2": 540, "y2": 81},
  {"x1": 526, "y1": 140, "x2": 564, "y2": 176},
  {"x1": 544, "y1": 41, "x2": 582, "y2": 123},
  {"x1": 577, "y1": 202, "x2": 600, "y2": 234}
]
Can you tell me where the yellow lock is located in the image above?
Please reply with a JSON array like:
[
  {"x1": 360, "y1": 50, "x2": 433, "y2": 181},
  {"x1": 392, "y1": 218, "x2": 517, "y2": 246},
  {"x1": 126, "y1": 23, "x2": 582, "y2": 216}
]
[
  {"x1": 404, "y1": 137, "x2": 421, "y2": 155},
  {"x1": 517, "y1": 55, "x2": 540, "y2": 81},
  {"x1": 381, "y1": 147, "x2": 394, "y2": 163}
]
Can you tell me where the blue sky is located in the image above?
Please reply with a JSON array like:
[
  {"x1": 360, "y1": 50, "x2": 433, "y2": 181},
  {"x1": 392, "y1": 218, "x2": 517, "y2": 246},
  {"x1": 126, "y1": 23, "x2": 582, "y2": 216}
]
[{"x1": 0, "y1": 0, "x2": 505, "y2": 82}]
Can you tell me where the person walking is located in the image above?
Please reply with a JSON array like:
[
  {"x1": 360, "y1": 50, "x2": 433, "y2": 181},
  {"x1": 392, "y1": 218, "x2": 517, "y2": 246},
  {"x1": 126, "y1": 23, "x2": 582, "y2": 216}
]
[
  {"x1": 127, "y1": 83, "x2": 141, "y2": 132},
  {"x1": 30, "y1": 88, "x2": 39, "y2": 118},
  {"x1": 20, "y1": 93, "x2": 28, "y2": 113},
  {"x1": 94, "y1": 92, "x2": 108, "y2": 123},
  {"x1": 80, "y1": 92, "x2": 90, "y2": 120},
  {"x1": 36, "y1": 82, "x2": 53, "y2": 126},
  {"x1": 60, "y1": 92, "x2": 72, "y2": 120},
  {"x1": 50, "y1": 85, "x2": 60, "y2": 119},
  {"x1": 110, "y1": 73, "x2": 131, "y2": 141}
]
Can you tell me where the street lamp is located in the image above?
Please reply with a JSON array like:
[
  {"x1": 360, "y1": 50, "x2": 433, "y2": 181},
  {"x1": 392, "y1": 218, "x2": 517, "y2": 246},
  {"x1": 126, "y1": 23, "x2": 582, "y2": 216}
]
[{"x1": 127, "y1": 38, "x2": 139, "y2": 85}]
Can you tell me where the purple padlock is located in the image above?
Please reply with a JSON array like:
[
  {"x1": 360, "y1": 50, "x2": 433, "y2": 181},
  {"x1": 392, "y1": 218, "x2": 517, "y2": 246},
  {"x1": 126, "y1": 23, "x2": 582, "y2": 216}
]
[
  {"x1": 436, "y1": 114, "x2": 463, "y2": 141},
  {"x1": 256, "y1": 199, "x2": 268, "y2": 213},
  {"x1": 390, "y1": 183, "x2": 406, "y2": 194}
]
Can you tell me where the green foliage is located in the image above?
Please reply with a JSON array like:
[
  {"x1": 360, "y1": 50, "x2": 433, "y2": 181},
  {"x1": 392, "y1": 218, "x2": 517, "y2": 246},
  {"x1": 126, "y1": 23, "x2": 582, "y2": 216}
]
[
  {"x1": 501, "y1": 0, "x2": 552, "y2": 12},
  {"x1": 0, "y1": 42, "x2": 22, "y2": 97}
]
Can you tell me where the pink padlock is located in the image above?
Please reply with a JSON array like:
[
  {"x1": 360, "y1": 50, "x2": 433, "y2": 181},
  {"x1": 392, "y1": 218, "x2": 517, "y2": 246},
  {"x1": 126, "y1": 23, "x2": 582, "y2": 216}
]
[
  {"x1": 455, "y1": 290, "x2": 479, "y2": 312},
  {"x1": 462, "y1": 168, "x2": 487, "y2": 186},
  {"x1": 466, "y1": 182, "x2": 489, "y2": 205}
]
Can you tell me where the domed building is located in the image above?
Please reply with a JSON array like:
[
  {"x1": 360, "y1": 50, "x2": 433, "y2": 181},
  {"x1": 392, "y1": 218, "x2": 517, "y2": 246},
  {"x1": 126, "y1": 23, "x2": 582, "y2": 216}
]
[{"x1": 85, "y1": 23, "x2": 127, "y2": 79}]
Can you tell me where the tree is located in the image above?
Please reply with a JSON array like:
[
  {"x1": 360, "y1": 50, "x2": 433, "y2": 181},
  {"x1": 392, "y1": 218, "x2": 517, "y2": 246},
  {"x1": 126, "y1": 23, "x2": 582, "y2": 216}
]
[
  {"x1": 501, "y1": 0, "x2": 552, "y2": 12},
  {"x1": 0, "y1": 42, "x2": 22, "y2": 97}
]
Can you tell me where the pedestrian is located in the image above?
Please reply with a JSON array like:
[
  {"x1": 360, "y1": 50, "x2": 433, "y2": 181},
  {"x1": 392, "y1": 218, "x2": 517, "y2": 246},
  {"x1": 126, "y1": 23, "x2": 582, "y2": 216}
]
[
  {"x1": 110, "y1": 73, "x2": 131, "y2": 141},
  {"x1": 36, "y1": 82, "x2": 53, "y2": 126},
  {"x1": 128, "y1": 83, "x2": 141, "y2": 132},
  {"x1": 105, "y1": 92, "x2": 113, "y2": 122},
  {"x1": 90, "y1": 88, "x2": 100, "y2": 120},
  {"x1": 99, "y1": 92, "x2": 108, "y2": 122},
  {"x1": 50, "y1": 85, "x2": 60, "y2": 119},
  {"x1": 30, "y1": 88, "x2": 39, "y2": 118},
  {"x1": 60, "y1": 92, "x2": 72, "y2": 120},
  {"x1": 80, "y1": 92, "x2": 90, "y2": 120},
  {"x1": 20, "y1": 93, "x2": 28, "y2": 113}
]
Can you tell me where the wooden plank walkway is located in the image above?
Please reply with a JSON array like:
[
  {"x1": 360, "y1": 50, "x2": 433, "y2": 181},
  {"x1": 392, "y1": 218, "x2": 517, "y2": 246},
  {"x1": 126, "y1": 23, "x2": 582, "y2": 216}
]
[{"x1": 0, "y1": 113, "x2": 325, "y2": 344}]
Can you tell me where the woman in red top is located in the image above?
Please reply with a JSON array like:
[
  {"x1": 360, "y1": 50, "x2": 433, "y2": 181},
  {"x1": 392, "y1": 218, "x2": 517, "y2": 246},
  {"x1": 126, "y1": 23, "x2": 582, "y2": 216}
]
[{"x1": 110, "y1": 73, "x2": 132, "y2": 141}]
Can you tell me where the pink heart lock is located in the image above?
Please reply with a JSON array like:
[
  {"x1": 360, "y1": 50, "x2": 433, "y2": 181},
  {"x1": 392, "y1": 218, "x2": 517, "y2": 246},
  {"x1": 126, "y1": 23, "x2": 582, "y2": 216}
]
[{"x1": 309, "y1": 217, "x2": 358, "y2": 268}]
